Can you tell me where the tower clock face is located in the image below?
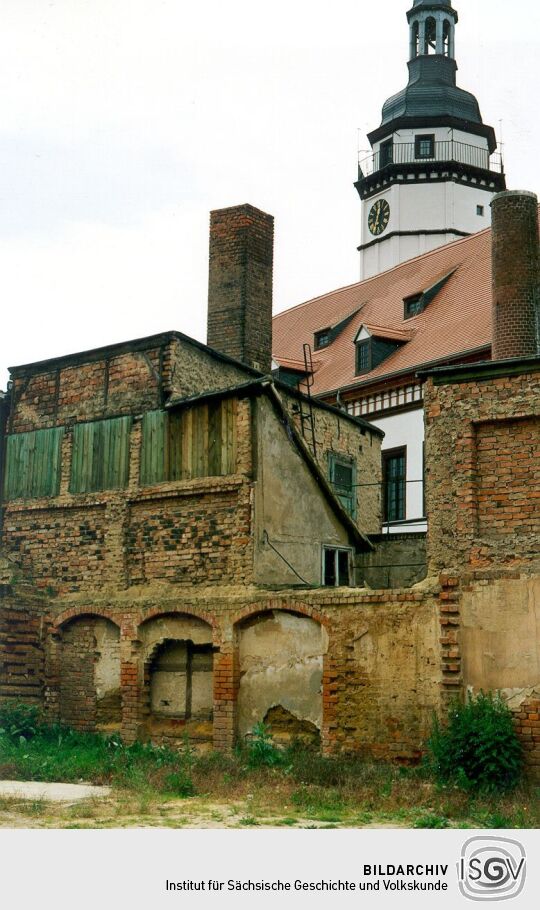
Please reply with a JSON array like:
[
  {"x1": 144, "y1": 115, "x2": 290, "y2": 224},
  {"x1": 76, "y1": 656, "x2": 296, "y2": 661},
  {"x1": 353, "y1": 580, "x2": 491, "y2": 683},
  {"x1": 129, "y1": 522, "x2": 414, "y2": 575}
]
[{"x1": 368, "y1": 199, "x2": 390, "y2": 236}]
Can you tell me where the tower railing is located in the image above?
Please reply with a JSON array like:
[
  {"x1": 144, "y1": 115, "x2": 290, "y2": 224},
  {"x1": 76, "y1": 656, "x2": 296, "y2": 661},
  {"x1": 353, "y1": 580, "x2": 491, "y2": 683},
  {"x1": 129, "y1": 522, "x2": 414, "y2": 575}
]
[{"x1": 358, "y1": 140, "x2": 504, "y2": 178}]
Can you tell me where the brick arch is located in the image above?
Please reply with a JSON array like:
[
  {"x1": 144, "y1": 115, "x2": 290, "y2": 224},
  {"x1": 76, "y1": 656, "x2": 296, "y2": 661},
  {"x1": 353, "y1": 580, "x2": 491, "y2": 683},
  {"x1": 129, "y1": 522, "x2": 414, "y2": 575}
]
[
  {"x1": 232, "y1": 599, "x2": 328, "y2": 631},
  {"x1": 52, "y1": 606, "x2": 121, "y2": 631},
  {"x1": 137, "y1": 605, "x2": 217, "y2": 635}
]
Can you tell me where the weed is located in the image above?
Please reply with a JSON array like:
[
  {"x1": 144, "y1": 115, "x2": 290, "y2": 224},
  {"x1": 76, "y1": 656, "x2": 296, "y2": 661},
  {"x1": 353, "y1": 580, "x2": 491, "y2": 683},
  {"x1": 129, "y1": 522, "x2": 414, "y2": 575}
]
[
  {"x1": 427, "y1": 693, "x2": 523, "y2": 793},
  {"x1": 238, "y1": 816, "x2": 259, "y2": 826},
  {"x1": 413, "y1": 813, "x2": 450, "y2": 829},
  {"x1": 245, "y1": 724, "x2": 284, "y2": 769}
]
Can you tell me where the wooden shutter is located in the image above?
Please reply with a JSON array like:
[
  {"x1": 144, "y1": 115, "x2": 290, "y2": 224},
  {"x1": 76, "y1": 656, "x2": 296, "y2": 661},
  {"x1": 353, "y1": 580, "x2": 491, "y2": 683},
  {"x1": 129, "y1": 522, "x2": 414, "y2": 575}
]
[
  {"x1": 4, "y1": 427, "x2": 64, "y2": 500},
  {"x1": 70, "y1": 417, "x2": 132, "y2": 493},
  {"x1": 140, "y1": 411, "x2": 167, "y2": 485},
  {"x1": 139, "y1": 399, "x2": 238, "y2": 485}
]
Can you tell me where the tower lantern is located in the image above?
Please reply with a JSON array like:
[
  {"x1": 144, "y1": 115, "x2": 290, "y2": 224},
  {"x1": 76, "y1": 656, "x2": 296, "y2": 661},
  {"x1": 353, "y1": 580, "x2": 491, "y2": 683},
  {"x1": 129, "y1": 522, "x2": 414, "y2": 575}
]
[{"x1": 355, "y1": 0, "x2": 506, "y2": 280}]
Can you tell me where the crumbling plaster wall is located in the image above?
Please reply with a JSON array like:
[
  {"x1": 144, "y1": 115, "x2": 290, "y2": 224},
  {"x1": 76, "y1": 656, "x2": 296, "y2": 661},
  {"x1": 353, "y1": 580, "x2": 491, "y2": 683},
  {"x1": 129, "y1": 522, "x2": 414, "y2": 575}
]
[
  {"x1": 253, "y1": 396, "x2": 355, "y2": 587},
  {"x1": 237, "y1": 610, "x2": 327, "y2": 738}
]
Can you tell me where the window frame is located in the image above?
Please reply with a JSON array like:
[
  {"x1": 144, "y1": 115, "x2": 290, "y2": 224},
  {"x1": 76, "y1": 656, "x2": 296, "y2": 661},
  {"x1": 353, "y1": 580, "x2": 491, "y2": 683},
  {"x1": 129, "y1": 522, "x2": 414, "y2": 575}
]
[
  {"x1": 328, "y1": 451, "x2": 356, "y2": 519},
  {"x1": 382, "y1": 446, "x2": 407, "y2": 523},
  {"x1": 322, "y1": 545, "x2": 353, "y2": 587},
  {"x1": 379, "y1": 138, "x2": 394, "y2": 168},
  {"x1": 314, "y1": 328, "x2": 331, "y2": 350},
  {"x1": 415, "y1": 133, "x2": 435, "y2": 160},
  {"x1": 355, "y1": 339, "x2": 372, "y2": 375},
  {"x1": 403, "y1": 293, "x2": 425, "y2": 319}
]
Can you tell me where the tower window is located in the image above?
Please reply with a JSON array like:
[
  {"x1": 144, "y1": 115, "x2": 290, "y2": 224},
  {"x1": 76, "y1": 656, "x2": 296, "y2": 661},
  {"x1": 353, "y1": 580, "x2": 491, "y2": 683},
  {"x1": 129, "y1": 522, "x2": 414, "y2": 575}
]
[
  {"x1": 476, "y1": 205, "x2": 485, "y2": 217},
  {"x1": 415, "y1": 134, "x2": 435, "y2": 159},
  {"x1": 379, "y1": 139, "x2": 394, "y2": 168},
  {"x1": 425, "y1": 17, "x2": 437, "y2": 54}
]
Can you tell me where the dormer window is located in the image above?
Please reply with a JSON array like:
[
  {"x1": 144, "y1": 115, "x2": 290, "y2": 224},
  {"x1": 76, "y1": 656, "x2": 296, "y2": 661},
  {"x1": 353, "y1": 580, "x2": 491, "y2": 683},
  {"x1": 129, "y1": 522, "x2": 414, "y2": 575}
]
[
  {"x1": 404, "y1": 293, "x2": 424, "y2": 318},
  {"x1": 356, "y1": 340, "x2": 371, "y2": 374},
  {"x1": 314, "y1": 328, "x2": 331, "y2": 350},
  {"x1": 415, "y1": 134, "x2": 435, "y2": 159},
  {"x1": 403, "y1": 269, "x2": 458, "y2": 319}
]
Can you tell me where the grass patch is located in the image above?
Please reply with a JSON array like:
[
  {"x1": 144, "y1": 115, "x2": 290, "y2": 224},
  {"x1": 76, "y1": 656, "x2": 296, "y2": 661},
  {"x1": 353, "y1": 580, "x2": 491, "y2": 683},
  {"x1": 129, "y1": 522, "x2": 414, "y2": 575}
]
[{"x1": 1, "y1": 718, "x2": 539, "y2": 829}]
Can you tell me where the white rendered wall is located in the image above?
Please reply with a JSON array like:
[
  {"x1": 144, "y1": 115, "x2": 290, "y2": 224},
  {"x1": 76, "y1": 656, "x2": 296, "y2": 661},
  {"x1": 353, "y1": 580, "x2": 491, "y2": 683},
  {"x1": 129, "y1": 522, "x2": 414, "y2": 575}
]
[
  {"x1": 360, "y1": 125, "x2": 496, "y2": 278},
  {"x1": 370, "y1": 406, "x2": 426, "y2": 533},
  {"x1": 360, "y1": 180, "x2": 494, "y2": 278}
]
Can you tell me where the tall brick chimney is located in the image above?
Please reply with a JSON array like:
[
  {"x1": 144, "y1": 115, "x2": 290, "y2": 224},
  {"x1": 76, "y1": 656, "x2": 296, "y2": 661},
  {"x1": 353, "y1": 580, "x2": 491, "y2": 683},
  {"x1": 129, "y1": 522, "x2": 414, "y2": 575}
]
[
  {"x1": 491, "y1": 190, "x2": 540, "y2": 360},
  {"x1": 207, "y1": 204, "x2": 274, "y2": 373}
]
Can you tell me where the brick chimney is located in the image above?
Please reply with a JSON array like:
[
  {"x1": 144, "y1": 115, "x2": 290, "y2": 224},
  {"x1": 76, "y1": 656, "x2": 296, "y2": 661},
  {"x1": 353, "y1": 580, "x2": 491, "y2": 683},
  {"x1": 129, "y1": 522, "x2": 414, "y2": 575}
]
[
  {"x1": 207, "y1": 204, "x2": 274, "y2": 373},
  {"x1": 491, "y1": 190, "x2": 540, "y2": 360}
]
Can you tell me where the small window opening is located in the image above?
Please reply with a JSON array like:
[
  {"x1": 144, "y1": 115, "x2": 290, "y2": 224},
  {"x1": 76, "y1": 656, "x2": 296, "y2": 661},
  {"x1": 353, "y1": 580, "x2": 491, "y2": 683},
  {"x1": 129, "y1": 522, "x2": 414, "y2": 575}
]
[
  {"x1": 314, "y1": 328, "x2": 331, "y2": 350},
  {"x1": 323, "y1": 547, "x2": 352, "y2": 587},
  {"x1": 412, "y1": 20, "x2": 420, "y2": 57},
  {"x1": 476, "y1": 205, "x2": 485, "y2": 217},
  {"x1": 329, "y1": 453, "x2": 356, "y2": 517},
  {"x1": 415, "y1": 134, "x2": 435, "y2": 159},
  {"x1": 404, "y1": 293, "x2": 424, "y2": 319},
  {"x1": 425, "y1": 17, "x2": 437, "y2": 54},
  {"x1": 443, "y1": 19, "x2": 451, "y2": 56}
]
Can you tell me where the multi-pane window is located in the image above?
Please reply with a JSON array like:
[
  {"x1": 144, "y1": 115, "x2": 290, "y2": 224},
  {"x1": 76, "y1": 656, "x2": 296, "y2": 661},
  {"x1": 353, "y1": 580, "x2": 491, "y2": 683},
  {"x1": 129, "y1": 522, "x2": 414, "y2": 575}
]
[
  {"x1": 140, "y1": 399, "x2": 237, "y2": 486},
  {"x1": 404, "y1": 293, "x2": 424, "y2": 318},
  {"x1": 3, "y1": 427, "x2": 65, "y2": 500},
  {"x1": 328, "y1": 453, "x2": 356, "y2": 518},
  {"x1": 415, "y1": 134, "x2": 435, "y2": 159},
  {"x1": 383, "y1": 448, "x2": 406, "y2": 522},
  {"x1": 356, "y1": 340, "x2": 371, "y2": 374},
  {"x1": 70, "y1": 417, "x2": 132, "y2": 493},
  {"x1": 314, "y1": 329, "x2": 331, "y2": 350},
  {"x1": 323, "y1": 547, "x2": 352, "y2": 587}
]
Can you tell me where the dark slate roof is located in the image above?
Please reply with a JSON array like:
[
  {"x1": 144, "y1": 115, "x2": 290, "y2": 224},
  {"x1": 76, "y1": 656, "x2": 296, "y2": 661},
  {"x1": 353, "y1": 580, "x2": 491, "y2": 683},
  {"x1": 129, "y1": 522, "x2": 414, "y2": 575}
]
[{"x1": 380, "y1": 56, "x2": 482, "y2": 127}]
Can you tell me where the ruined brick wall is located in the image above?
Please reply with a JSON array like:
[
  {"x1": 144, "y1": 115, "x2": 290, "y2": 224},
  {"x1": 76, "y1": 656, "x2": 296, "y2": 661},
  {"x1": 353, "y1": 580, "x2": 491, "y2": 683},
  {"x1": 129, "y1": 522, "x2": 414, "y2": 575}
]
[
  {"x1": 425, "y1": 361, "x2": 540, "y2": 778},
  {"x1": 31, "y1": 584, "x2": 441, "y2": 762},
  {"x1": 166, "y1": 336, "x2": 254, "y2": 400},
  {"x1": 0, "y1": 553, "x2": 47, "y2": 705},
  {"x1": 280, "y1": 388, "x2": 382, "y2": 534},
  {"x1": 425, "y1": 365, "x2": 540, "y2": 572}
]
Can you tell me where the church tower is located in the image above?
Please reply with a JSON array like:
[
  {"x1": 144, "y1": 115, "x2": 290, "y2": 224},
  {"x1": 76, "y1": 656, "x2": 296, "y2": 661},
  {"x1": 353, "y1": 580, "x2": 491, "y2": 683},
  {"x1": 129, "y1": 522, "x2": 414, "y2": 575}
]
[{"x1": 356, "y1": 0, "x2": 506, "y2": 279}]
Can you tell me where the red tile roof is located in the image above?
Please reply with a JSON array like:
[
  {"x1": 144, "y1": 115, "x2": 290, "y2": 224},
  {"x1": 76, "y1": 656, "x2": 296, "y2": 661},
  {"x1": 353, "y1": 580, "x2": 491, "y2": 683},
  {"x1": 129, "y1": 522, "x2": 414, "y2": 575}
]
[{"x1": 273, "y1": 226, "x2": 498, "y2": 395}]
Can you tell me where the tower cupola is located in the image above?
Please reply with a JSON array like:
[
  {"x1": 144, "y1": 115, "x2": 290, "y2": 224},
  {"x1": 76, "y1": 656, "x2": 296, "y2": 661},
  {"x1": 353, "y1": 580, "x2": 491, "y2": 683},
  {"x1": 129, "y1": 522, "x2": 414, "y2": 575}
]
[
  {"x1": 355, "y1": 0, "x2": 506, "y2": 280},
  {"x1": 407, "y1": 0, "x2": 457, "y2": 61}
]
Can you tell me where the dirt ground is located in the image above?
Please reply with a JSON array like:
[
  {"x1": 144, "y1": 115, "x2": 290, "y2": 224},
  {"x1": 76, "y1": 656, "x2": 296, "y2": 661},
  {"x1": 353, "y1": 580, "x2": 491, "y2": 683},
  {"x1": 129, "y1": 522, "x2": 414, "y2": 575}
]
[{"x1": 0, "y1": 789, "x2": 408, "y2": 829}]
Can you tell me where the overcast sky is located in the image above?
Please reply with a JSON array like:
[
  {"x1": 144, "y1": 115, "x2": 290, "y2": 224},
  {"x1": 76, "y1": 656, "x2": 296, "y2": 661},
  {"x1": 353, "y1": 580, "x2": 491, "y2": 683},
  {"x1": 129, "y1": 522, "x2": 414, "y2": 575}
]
[{"x1": 0, "y1": 0, "x2": 538, "y2": 387}]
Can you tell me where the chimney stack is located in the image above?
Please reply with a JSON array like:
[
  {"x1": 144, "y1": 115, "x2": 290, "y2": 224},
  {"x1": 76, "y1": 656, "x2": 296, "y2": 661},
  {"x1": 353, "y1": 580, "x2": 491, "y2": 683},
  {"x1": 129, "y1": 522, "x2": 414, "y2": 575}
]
[
  {"x1": 491, "y1": 190, "x2": 540, "y2": 361},
  {"x1": 207, "y1": 204, "x2": 274, "y2": 373}
]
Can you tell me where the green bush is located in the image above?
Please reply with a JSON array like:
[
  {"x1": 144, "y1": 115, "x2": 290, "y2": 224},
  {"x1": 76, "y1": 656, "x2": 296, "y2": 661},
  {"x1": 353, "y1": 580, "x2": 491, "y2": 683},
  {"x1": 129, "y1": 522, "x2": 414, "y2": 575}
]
[
  {"x1": 427, "y1": 692, "x2": 523, "y2": 793},
  {"x1": 0, "y1": 702, "x2": 41, "y2": 741}
]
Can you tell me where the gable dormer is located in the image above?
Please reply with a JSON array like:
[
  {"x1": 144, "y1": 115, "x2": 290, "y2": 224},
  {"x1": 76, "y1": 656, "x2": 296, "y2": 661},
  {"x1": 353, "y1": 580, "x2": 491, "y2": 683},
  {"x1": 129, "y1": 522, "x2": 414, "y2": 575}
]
[{"x1": 354, "y1": 324, "x2": 412, "y2": 376}]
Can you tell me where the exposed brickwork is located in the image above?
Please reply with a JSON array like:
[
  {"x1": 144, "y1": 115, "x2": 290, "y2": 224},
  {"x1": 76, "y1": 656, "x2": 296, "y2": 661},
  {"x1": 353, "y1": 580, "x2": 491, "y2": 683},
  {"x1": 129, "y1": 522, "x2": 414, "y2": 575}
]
[
  {"x1": 207, "y1": 204, "x2": 274, "y2": 372},
  {"x1": 282, "y1": 387, "x2": 382, "y2": 534},
  {"x1": 425, "y1": 366, "x2": 540, "y2": 572},
  {"x1": 127, "y1": 488, "x2": 252, "y2": 586},
  {"x1": 425, "y1": 359, "x2": 540, "y2": 777},
  {"x1": 476, "y1": 417, "x2": 540, "y2": 537},
  {"x1": 491, "y1": 191, "x2": 540, "y2": 361},
  {"x1": 511, "y1": 698, "x2": 540, "y2": 779},
  {"x1": 59, "y1": 619, "x2": 98, "y2": 732}
]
